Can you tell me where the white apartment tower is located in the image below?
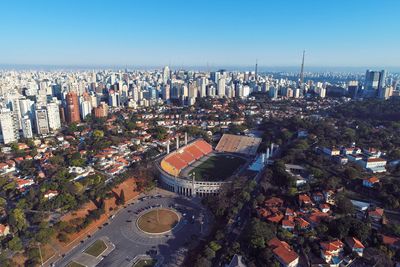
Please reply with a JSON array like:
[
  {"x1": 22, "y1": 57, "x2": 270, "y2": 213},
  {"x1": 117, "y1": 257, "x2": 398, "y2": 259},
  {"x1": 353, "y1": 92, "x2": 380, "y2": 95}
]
[
  {"x1": 46, "y1": 102, "x2": 61, "y2": 131},
  {"x1": 217, "y1": 77, "x2": 226, "y2": 97},
  {"x1": 80, "y1": 100, "x2": 92, "y2": 120},
  {"x1": 198, "y1": 77, "x2": 207, "y2": 97},
  {"x1": 163, "y1": 66, "x2": 170, "y2": 83},
  {"x1": 0, "y1": 109, "x2": 18, "y2": 144}
]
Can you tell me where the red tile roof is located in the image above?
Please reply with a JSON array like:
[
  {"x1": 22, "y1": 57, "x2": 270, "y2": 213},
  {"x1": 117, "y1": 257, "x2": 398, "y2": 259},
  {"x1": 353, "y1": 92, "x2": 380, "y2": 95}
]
[
  {"x1": 382, "y1": 235, "x2": 400, "y2": 247},
  {"x1": 320, "y1": 239, "x2": 344, "y2": 252},
  {"x1": 267, "y1": 214, "x2": 284, "y2": 223},
  {"x1": 369, "y1": 207, "x2": 384, "y2": 218},
  {"x1": 299, "y1": 194, "x2": 312, "y2": 204},
  {"x1": 346, "y1": 237, "x2": 365, "y2": 249},
  {"x1": 295, "y1": 217, "x2": 310, "y2": 229},
  {"x1": 282, "y1": 219, "x2": 295, "y2": 228},
  {"x1": 273, "y1": 244, "x2": 299, "y2": 266},
  {"x1": 365, "y1": 176, "x2": 380, "y2": 183},
  {"x1": 0, "y1": 224, "x2": 9, "y2": 235}
]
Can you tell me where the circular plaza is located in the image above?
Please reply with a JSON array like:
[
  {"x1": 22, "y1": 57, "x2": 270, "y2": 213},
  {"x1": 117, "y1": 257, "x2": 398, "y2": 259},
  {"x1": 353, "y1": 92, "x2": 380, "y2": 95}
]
[{"x1": 137, "y1": 208, "x2": 180, "y2": 235}]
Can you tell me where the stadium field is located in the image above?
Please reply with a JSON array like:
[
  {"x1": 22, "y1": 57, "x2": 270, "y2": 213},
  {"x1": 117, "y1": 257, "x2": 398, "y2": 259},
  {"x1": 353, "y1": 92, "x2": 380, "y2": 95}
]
[{"x1": 189, "y1": 155, "x2": 245, "y2": 181}]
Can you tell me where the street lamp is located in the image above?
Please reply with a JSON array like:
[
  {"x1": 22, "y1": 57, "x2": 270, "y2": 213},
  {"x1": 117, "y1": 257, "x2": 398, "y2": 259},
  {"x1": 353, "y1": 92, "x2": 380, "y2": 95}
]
[{"x1": 37, "y1": 243, "x2": 44, "y2": 267}]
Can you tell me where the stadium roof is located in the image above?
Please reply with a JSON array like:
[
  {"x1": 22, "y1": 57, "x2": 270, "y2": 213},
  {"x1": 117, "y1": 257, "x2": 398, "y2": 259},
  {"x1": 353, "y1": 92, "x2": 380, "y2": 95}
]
[{"x1": 216, "y1": 134, "x2": 261, "y2": 156}]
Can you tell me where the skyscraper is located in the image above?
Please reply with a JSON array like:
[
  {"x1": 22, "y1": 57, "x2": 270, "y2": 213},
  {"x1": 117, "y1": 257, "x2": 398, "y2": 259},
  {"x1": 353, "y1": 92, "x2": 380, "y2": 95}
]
[
  {"x1": 108, "y1": 90, "x2": 120, "y2": 107},
  {"x1": 217, "y1": 77, "x2": 226, "y2": 98},
  {"x1": 21, "y1": 116, "x2": 33, "y2": 139},
  {"x1": 348, "y1": 81, "x2": 359, "y2": 99},
  {"x1": 65, "y1": 91, "x2": 81, "y2": 123},
  {"x1": 364, "y1": 70, "x2": 386, "y2": 96},
  {"x1": 378, "y1": 86, "x2": 393, "y2": 100},
  {"x1": 0, "y1": 109, "x2": 18, "y2": 144},
  {"x1": 80, "y1": 100, "x2": 92, "y2": 120},
  {"x1": 46, "y1": 102, "x2": 61, "y2": 131},
  {"x1": 299, "y1": 50, "x2": 305, "y2": 87},
  {"x1": 35, "y1": 108, "x2": 50, "y2": 135},
  {"x1": 162, "y1": 84, "x2": 170, "y2": 101},
  {"x1": 163, "y1": 66, "x2": 170, "y2": 83}
]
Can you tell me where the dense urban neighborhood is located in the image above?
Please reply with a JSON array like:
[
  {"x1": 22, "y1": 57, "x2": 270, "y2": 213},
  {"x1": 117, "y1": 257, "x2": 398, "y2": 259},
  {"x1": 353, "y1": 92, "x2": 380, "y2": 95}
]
[{"x1": 0, "y1": 67, "x2": 399, "y2": 267}]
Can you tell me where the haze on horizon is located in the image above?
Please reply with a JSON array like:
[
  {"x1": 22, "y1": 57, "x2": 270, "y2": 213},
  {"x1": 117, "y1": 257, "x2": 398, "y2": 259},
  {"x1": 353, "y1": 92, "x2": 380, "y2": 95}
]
[{"x1": 1, "y1": 0, "x2": 399, "y2": 69}]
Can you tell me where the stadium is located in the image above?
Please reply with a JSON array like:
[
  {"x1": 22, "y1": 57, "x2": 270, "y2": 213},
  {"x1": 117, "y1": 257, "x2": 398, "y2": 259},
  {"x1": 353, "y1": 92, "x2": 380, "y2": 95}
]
[{"x1": 158, "y1": 134, "x2": 262, "y2": 197}]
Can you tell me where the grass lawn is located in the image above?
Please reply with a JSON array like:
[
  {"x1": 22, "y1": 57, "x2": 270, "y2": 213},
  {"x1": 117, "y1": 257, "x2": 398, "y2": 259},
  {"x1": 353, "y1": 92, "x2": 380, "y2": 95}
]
[
  {"x1": 66, "y1": 261, "x2": 86, "y2": 267},
  {"x1": 133, "y1": 259, "x2": 157, "y2": 267},
  {"x1": 189, "y1": 155, "x2": 246, "y2": 181},
  {"x1": 83, "y1": 239, "x2": 107, "y2": 257},
  {"x1": 137, "y1": 209, "x2": 179, "y2": 234}
]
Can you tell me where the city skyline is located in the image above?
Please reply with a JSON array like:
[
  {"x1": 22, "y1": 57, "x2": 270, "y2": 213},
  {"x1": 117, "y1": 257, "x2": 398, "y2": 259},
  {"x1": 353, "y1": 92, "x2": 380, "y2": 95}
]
[{"x1": 1, "y1": 0, "x2": 400, "y2": 68}]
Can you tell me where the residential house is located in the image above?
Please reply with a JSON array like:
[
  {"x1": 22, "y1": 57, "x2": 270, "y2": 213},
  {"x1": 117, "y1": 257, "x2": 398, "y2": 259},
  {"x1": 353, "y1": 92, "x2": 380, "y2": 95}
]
[
  {"x1": 320, "y1": 203, "x2": 331, "y2": 213},
  {"x1": 345, "y1": 237, "x2": 365, "y2": 257},
  {"x1": 282, "y1": 218, "x2": 295, "y2": 232},
  {"x1": 359, "y1": 157, "x2": 387, "y2": 173},
  {"x1": 368, "y1": 207, "x2": 385, "y2": 229},
  {"x1": 362, "y1": 176, "x2": 380, "y2": 188},
  {"x1": 381, "y1": 235, "x2": 400, "y2": 250},
  {"x1": 44, "y1": 190, "x2": 59, "y2": 200},
  {"x1": 268, "y1": 238, "x2": 299, "y2": 267},
  {"x1": 320, "y1": 239, "x2": 344, "y2": 266},
  {"x1": 298, "y1": 194, "x2": 313, "y2": 207},
  {"x1": 322, "y1": 147, "x2": 341, "y2": 156},
  {"x1": 15, "y1": 178, "x2": 34, "y2": 189},
  {"x1": 0, "y1": 224, "x2": 10, "y2": 236}
]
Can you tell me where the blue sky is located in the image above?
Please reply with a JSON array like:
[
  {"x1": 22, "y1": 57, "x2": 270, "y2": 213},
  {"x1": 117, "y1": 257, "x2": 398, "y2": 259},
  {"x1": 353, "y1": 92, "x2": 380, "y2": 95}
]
[{"x1": 1, "y1": 0, "x2": 399, "y2": 69}]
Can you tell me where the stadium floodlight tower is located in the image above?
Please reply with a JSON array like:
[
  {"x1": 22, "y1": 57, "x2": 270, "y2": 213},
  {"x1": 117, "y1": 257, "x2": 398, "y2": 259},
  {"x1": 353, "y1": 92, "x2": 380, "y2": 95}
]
[
  {"x1": 191, "y1": 172, "x2": 196, "y2": 197},
  {"x1": 185, "y1": 132, "x2": 188, "y2": 145}
]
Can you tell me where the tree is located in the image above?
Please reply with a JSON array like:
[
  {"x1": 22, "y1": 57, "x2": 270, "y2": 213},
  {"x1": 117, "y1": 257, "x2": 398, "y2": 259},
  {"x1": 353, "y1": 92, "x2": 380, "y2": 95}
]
[
  {"x1": 241, "y1": 191, "x2": 251, "y2": 202},
  {"x1": 119, "y1": 190, "x2": 126, "y2": 205},
  {"x1": 93, "y1": 129, "x2": 104, "y2": 139},
  {"x1": 245, "y1": 218, "x2": 276, "y2": 249},
  {"x1": 204, "y1": 246, "x2": 216, "y2": 260},
  {"x1": 343, "y1": 167, "x2": 359, "y2": 180},
  {"x1": 195, "y1": 256, "x2": 212, "y2": 267},
  {"x1": 0, "y1": 197, "x2": 6, "y2": 208},
  {"x1": 335, "y1": 196, "x2": 354, "y2": 215},
  {"x1": 209, "y1": 241, "x2": 222, "y2": 252},
  {"x1": 9, "y1": 208, "x2": 28, "y2": 233},
  {"x1": 7, "y1": 236, "x2": 23, "y2": 251},
  {"x1": 35, "y1": 226, "x2": 55, "y2": 243}
]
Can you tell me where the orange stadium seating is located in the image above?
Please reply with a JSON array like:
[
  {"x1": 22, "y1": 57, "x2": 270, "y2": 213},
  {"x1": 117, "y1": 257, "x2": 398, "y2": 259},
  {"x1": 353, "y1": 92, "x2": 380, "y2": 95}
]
[
  {"x1": 161, "y1": 139, "x2": 213, "y2": 176},
  {"x1": 185, "y1": 146, "x2": 203, "y2": 160},
  {"x1": 195, "y1": 140, "x2": 213, "y2": 154}
]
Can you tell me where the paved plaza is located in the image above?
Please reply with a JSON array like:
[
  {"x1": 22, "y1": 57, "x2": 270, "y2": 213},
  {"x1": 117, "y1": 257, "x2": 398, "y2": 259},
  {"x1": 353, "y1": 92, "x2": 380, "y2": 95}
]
[{"x1": 56, "y1": 190, "x2": 212, "y2": 267}]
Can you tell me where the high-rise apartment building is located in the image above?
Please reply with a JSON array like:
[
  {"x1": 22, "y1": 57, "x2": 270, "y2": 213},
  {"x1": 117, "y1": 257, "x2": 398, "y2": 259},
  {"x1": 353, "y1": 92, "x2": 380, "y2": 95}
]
[
  {"x1": 21, "y1": 116, "x2": 33, "y2": 139},
  {"x1": 80, "y1": 100, "x2": 92, "y2": 120},
  {"x1": 65, "y1": 91, "x2": 80, "y2": 123},
  {"x1": 217, "y1": 77, "x2": 226, "y2": 97},
  {"x1": 163, "y1": 66, "x2": 170, "y2": 83},
  {"x1": 35, "y1": 108, "x2": 50, "y2": 135},
  {"x1": 93, "y1": 102, "x2": 109, "y2": 118},
  {"x1": 0, "y1": 109, "x2": 18, "y2": 144},
  {"x1": 46, "y1": 102, "x2": 61, "y2": 131}
]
